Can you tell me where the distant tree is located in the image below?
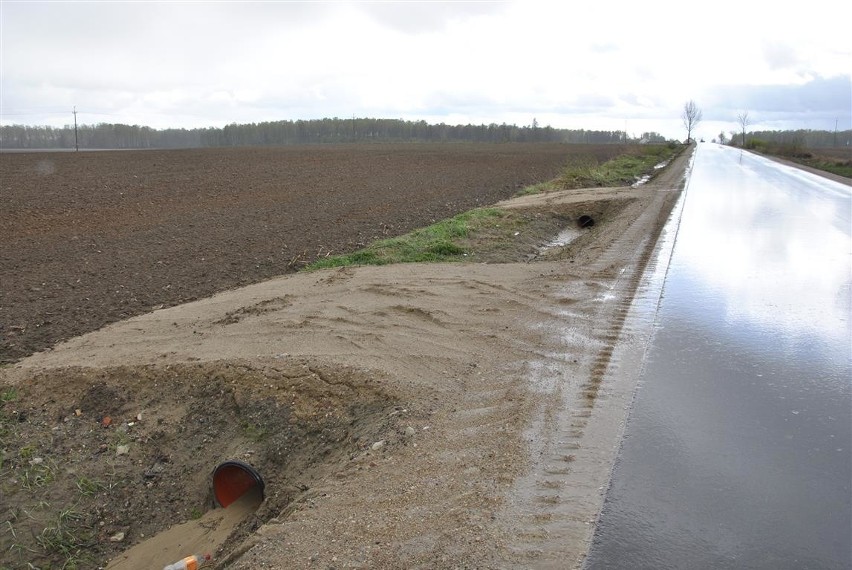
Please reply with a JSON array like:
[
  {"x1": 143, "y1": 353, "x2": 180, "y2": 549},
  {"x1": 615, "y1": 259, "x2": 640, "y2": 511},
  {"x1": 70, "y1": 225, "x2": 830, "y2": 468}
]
[
  {"x1": 638, "y1": 131, "x2": 666, "y2": 143},
  {"x1": 681, "y1": 100, "x2": 703, "y2": 144},
  {"x1": 737, "y1": 111, "x2": 751, "y2": 146}
]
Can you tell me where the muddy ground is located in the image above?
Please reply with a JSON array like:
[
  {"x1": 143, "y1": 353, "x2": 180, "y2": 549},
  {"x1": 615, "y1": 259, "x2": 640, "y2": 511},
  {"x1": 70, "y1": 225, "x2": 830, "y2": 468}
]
[{"x1": 1, "y1": 144, "x2": 690, "y2": 569}]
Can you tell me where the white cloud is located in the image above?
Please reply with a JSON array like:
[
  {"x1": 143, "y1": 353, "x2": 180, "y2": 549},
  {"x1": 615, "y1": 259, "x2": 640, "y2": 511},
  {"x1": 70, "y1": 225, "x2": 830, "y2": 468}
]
[
  {"x1": 704, "y1": 75, "x2": 852, "y2": 131},
  {"x1": 2, "y1": 0, "x2": 850, "y2": 138}
]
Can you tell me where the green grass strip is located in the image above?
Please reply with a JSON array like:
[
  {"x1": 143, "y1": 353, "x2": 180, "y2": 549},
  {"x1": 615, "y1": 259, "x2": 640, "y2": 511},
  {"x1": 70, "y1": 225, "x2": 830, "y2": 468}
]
[
  {"x1": 521, "y1": 143, "x2": 682, "y2": 195},
  {"x1": 306, "y1": 208, "x2": 507, "y2": 270},
  {"x1": 798, "y1": 159, "x2": 852, "y2": 178}
]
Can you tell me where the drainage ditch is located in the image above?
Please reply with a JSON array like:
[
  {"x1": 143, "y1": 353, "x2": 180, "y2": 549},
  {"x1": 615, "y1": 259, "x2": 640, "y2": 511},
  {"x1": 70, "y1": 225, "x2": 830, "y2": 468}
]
[{"x1": 0, "y1": 360, "x2": 400, "y2": 569}]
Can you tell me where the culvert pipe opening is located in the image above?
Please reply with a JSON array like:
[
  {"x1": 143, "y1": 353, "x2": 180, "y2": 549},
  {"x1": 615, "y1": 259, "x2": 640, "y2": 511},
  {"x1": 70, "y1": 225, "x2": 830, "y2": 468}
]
[
  {"x1": 578, "y1": 215, "x2": 595, "y2": 228},
  {"x1": 212, "y1": 460, "x2": 265, "y2": 508}
]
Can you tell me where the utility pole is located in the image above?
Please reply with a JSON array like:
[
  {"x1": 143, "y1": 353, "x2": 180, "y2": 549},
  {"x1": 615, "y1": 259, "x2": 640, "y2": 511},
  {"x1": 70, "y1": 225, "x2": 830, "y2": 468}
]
[
  {"x1": 834, "y1": 118, "x2": 838, "y2": 148},
  {"x1": 73, "y1": 106, "x2": 79, "y2": 151}
]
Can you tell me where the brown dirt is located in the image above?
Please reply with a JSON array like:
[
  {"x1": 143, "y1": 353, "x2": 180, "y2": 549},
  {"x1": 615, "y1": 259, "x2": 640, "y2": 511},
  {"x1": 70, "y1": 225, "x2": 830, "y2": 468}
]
[
  {"x1": 1, "y1": 143, "x2": 628, "y2": 365},
  {"x1": 0, "y1": 144, "x2": 692, "y2": 570}
]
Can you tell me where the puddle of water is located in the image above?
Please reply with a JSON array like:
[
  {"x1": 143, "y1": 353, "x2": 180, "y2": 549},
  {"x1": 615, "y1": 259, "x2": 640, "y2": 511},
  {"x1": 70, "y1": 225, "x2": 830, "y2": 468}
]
[
  {"x1": 631, "y1": 174, "x2": 651, "y2": 187},
  {"x1": 540, "y1": 227, "x2": 581, "y2": 252},
  {"x1": 632, "y1": 161, "x2": 671, "y2": 188}
]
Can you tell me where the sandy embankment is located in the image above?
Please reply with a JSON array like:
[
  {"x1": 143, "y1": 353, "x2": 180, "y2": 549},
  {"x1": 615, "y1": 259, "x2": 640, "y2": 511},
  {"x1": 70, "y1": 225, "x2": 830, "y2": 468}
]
[{"x1": 5, "y1": 148, "x2": 691, "y2": 569}]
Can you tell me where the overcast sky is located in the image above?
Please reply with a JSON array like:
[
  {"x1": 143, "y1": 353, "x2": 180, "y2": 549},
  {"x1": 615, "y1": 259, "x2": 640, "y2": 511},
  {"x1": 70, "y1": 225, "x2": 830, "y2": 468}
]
[{"x1": 2, "y1": 0, "x2": 850, "y2": 140}]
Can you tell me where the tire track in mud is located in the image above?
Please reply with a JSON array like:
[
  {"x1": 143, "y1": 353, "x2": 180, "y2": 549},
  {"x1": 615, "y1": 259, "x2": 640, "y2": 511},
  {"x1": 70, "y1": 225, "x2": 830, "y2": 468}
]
[{"x1": 494, "y1": 187, "x2": 683, "y2": 568}]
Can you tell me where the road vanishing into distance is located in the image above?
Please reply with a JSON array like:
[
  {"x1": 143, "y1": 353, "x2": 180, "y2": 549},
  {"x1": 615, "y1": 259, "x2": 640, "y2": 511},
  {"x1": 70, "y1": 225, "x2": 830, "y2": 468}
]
[{"x1": 585, "y1": 144, "x2": 852, "y2": 569}]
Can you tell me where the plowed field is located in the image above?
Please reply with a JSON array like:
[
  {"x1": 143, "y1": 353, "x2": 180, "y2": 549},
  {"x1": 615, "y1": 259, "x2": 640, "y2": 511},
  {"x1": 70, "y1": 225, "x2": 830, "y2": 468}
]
[{"x1": 1, "y1": 143, "x2": 627, "y2": 363}]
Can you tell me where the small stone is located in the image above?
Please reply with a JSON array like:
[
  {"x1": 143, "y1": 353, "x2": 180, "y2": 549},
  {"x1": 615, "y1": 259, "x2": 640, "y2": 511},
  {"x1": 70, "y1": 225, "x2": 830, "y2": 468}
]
[
  {"x1": 116, "y1": 445, "x2": 130, "y2": 456},
  {"x1": 371, "y1": 440, "x2": 385, "y2": 451},
  {"x1": 109, "y1": 531, "x2": 125, "y2": 542},
  {"x1": 75, "y1": 409, "x2": 82, "y2": 416},
  {"x1": 404, "y1": 426, "x2": 416, "y2": 437},
  {"x1": 29, "y1": 457, "x2": 43, "y2": 465}
]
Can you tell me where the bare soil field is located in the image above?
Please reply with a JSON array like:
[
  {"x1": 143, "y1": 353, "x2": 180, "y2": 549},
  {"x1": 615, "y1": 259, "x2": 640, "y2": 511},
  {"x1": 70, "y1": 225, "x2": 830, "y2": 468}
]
[
  {"x1": 0, "y1": 143, "x2": 627, "y2": 365},
  {"x1": 1, "y1": 143, "x2": 690, "y2": 570}
]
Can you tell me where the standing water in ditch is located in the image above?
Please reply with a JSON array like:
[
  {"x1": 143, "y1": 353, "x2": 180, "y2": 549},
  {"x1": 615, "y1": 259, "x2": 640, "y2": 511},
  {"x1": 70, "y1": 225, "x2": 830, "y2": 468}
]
[{"x1": 586, "y1": 144, "x2": 852, "y2": 569}]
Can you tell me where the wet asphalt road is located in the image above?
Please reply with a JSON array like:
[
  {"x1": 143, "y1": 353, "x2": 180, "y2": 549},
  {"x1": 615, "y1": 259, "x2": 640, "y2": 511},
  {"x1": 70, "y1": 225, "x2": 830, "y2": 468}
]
[{"x1": 585, "y1": 144, "x2": 852, "y2": 569}]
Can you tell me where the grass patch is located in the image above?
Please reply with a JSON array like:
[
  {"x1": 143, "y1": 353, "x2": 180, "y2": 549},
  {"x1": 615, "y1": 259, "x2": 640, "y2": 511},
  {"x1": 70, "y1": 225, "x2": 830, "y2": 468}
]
[
  {"x1": 517, "y1": 180, "x2": 558, "y2": 196},
  {"x1": 35, "y1": 506, "x2": 94, "y2": 569},
  {"x1": 109, "y1": 429, "x2": 131, "y2": 453},
  {"x1": 557, "y1": 143, "x2": 680, "y2": 189},
  {"x1": 75, "y1": 476, "x2": 105, "y2": 497},
  {"x1": 794, "y1": 157, "x2": 852, "y2": 178},
  {"x1": 1, "y1": 388, "x2": 17, "y2": 403},
  {"x1": 20, "y1": 461, "x2": 56, "y2": 492},
  {"x1": 306, "y1": 208, "x2": 507, "y2": 270}
]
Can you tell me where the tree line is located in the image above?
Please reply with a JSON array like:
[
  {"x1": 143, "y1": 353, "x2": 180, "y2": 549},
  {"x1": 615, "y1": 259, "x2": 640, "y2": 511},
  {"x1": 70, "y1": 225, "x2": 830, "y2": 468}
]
[
  {"x1": 732, "y1": 128, "x2": 851, "y2": 149},
  {"x1": 0, "y1": 117, "x2": 668, "y2": 150}
]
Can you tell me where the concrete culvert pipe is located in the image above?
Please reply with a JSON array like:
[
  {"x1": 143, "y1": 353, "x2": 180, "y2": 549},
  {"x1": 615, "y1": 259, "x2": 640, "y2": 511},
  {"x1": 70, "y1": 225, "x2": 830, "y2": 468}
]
[
  {"x1": 578, "y1": 215, "x2": 595, "y2": 228},
  {"x1": 212, "y1": 460, "x2": 265, "y2": 508}
]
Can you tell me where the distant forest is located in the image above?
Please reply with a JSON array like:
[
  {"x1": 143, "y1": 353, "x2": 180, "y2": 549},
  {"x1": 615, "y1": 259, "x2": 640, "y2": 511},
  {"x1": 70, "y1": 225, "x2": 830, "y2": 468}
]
[
  {"x1": 733, "y1": 129, "x2": 851, "y2": 149},
  {"x1": 0, "y1": 117, "x2": 667, "y2": 149},
  {"x1": 2, "y1": 117, "x2": 848, "y2": 150}
]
